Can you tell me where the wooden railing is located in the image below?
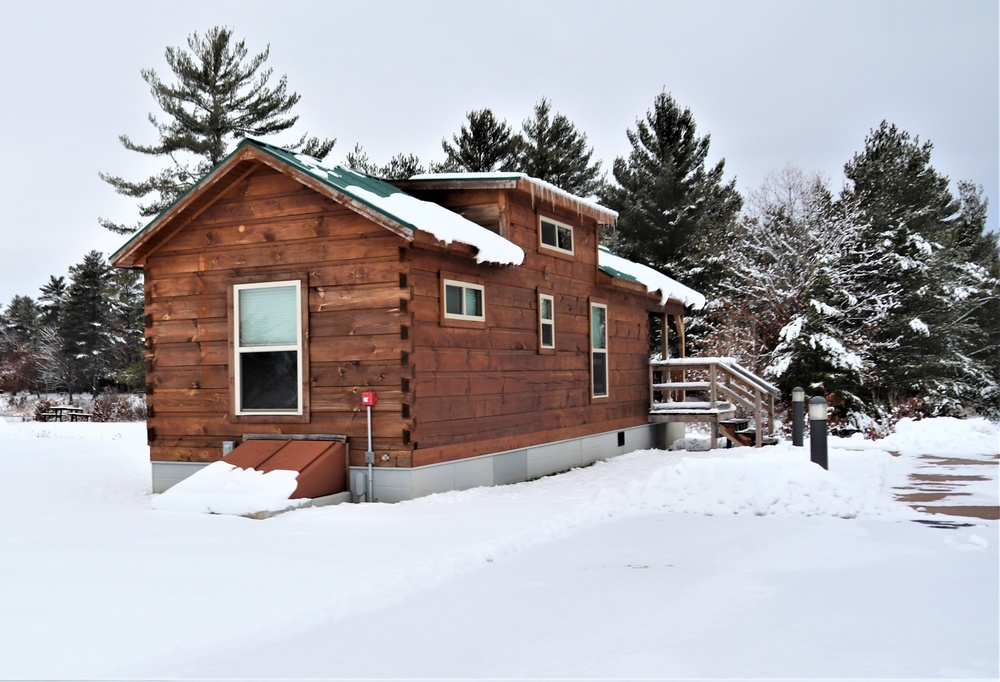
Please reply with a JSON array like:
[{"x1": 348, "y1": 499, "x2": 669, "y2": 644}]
[{"x1": 649, "y1": 357, "x2": 780, "y2": 448}]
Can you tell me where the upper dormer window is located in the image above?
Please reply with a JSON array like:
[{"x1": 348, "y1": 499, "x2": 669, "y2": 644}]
[{"x1": 539, "y1": 216, "x2": 574, "y2": 255}]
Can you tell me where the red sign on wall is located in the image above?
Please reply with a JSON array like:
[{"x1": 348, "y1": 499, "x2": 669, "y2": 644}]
[{"x1": 362, "y1": 391, "x2": 378, "y2": 407}]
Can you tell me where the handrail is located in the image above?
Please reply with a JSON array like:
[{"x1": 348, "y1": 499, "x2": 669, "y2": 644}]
[
  {"x1": 651, "y1": 357, "x2": 779, "y2": 397},
  {"x1": 649, "y1": 357, "x2": 778, "y2": 447},
  {"x1": 716, "y1": 358, "x2": 780, "y2": 397}
]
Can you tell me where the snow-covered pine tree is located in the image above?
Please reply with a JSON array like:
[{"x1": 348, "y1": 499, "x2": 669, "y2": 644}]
[
  {"x1": 100, "y1": 26, "x2": 334, "y2": 234},
  {"x1": 697, "y1": 168, "x2": 836, "y2": 374},
  {"x1": 103, "y1": 269, "x2": 145, "y2": 391},
  {"x1": 700, "y1": 166, "x2": 898, "y2": 424},
  {"x1": 842, "y1": 122, "x2": 1000, "y2": 415},
  {"x1": 599, "y1": 91, "x2": 742, "y2": 293},
  {"x1": 517, "y1": 98, "x2": 603, "y2": 196},
  {"x1": 914, "y1": 182, "x2": 1000, "y2": 415},
  {"x1": 435, "y1": 108, "x2": 522, "y2": 173}
]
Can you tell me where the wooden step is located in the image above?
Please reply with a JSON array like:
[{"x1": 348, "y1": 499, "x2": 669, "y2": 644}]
[{"x1": 719, "y1": 424, "x2": 779, "y2": 448}]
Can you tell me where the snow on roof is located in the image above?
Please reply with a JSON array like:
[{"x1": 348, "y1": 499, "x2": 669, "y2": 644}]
[
  {"x1": 347, "y1": 183, "x2": 524, "y2": 266},
  {"x1": 408, "y1": 171, "x2": 618, "y2": 224},
  {"x1": 598, "y1": 246, "x2": 706, "y2": 309},
  {"x1": 288, "y1": 154, "x2": 524, "y2": 266}
]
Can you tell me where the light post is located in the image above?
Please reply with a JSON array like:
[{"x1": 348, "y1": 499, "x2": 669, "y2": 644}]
[
  {"x1": 809, "y1": 396, "x2": 828, "y2": 470},
  {"x1": 791, "y1": 387, "x2": 805, "y2": 447}
]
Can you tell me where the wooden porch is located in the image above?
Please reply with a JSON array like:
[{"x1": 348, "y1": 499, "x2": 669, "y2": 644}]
[{"x1": 649, "y1": 357, "x2": 781, "y2": 449}]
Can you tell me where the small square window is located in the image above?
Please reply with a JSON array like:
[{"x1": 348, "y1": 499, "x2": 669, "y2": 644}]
[
  {"x1": 443, "y1": 280, "x2": 485, "y2": 322},
  {"x1": 539, "y1": 217, "x2": 574, "y2": 254}
]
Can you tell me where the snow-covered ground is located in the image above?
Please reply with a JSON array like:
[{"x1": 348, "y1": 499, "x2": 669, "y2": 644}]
[{"x1": 0, "y1": 416, "x2": 996, "y2": 680}]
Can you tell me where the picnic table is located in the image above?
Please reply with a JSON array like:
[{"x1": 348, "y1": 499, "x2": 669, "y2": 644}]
[{"x1": 40, "y1": 406, "x2": 93, "y2": 422}]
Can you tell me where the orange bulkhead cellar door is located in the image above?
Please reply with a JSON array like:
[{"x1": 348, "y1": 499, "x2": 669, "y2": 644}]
[{"x1": 223, "y1": 439, "x2": 348, "y2": 499}]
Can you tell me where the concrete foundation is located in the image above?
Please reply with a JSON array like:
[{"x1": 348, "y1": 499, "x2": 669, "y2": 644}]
[
  {"x1": 350, "y1": 423, "x2": 663, "y2": 503},
  {"x1": 151, "y1": 423, "x2": 665, "y2": 503}
]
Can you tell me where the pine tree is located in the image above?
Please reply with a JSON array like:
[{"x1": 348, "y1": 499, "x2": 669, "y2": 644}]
[
  {"x1": 600, "y1": 91, "x2": 742, "y2": 292},
  {"x1": 0, "y1": 296, "x2": 43, "y2": 395},
  {"x1": 841, "y1": 122, "x2": 999, "y2": 415},
  {"x1": 38, "y1": 275, "x2": 67, "y2": 327},
  {"x1": 1, "y1": 296, "x2": 40, "y2": 344},
  {"x1": 345, "y1": 144, "x2": 426, "y2": 179},
  {"x1": 517, "y1": 98, "x2": 603, "y2": 196},
  {"x1": 104, "y1": 269, "x2": 145, "y2": 391},
  {"x1": 100, "y1": 26, "x2": 334, "y2": 234},
  {"x1": 435, "y1": 108, "x2": 522, "y2": 173},
  {"x1": 59, "y1": 251, "x2": 112, "y2": 394}
]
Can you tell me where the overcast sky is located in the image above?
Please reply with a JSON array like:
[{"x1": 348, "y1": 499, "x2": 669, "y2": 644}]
[{"x1": 0, "y1": 0, "x2": 996, "y2": 309}]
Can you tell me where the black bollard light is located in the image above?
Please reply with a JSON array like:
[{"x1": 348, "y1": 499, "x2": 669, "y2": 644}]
[
  {"x1": 809, "y1": 396, "x2": 828, "y2": 470},
  {"x1": 792, "y1": 387, "x2": 805, "y2": 447}
]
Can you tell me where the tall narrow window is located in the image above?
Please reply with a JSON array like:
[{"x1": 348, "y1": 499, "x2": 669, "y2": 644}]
[
  {"x1": 539, "y1": 293, "x2": 555, "y2": 350},
  {"x1": 443, "y1": 279, "x2": 485, "y2": 322},
  {"x1": 234, "y1": 281, "x2": 303, "y2": 414},
  {"x1": 539, "y1": 216, "x2": 574, "y2": 255},
  {"x1": 590, "y1": 302, "x2": 608, "y2": 398}
]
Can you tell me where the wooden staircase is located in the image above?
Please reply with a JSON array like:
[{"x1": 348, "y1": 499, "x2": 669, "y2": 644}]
[{"x1": 649, "y1": 357, "x2": 780, "y2": 449}]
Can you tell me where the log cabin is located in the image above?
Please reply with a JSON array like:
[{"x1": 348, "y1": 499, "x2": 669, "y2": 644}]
[{"x1": 111, "y1": 138, "x2": 715, "y2": 502}]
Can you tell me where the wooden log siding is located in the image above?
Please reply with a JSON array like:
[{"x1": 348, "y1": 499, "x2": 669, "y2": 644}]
[
  {"x1": 144, "y1": 166, "x2": 414, "y2": 467},
  {"x1": 140, "y1": 164, "x2": 673, "y2": 471},
  {"x1": 405, "y1": 188, "x2": 664, "y2": 462}
]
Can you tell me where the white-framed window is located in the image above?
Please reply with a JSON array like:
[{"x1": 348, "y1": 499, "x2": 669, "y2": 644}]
[
  {"x1": 539, "y1": 293, "x2": 555, "y2": 350},
  {"x1": 539, "y1": 216, "x2": 574, "y2": 254},
  {"x1": 590, "y1": 301, "x2": 608, "y2": 398},
  {"x1": 443, "y1": 279, "x2": 485, "y2": 322},
  {"x1": 233, "y1": 280, "x2": 303, "y2": 415}
]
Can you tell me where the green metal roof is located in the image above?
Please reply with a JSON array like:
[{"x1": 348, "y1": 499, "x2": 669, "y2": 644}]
[
  {"x1": 247, "y1": 139, "x2": 422, "y2": 232},
  {"x1": 597, "y1": 248, "x2": 642, "y2": 284}
]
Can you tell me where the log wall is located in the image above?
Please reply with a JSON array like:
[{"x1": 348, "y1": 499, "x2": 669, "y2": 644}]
[
  {"x1": 143, "y1": 165, "x2": 414, "y2": 467},
  {"x1": 407, "y1": 187, "x2": 664, "y2": 466},
  {"x1": 141, "y1": 167, "x2": 671, "y2": 473}
]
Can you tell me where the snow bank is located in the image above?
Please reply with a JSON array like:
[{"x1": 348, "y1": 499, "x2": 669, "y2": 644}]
[
  {"x1": 875, "y1": 416, "x2": 999, "y2": 456},
  {"x1": 586, "y1": 446, "x2": 901, "y2": 519},
  {"x1": 151, "y1": 461, "x2": 306, "y2": 515},
  {"x1": 0, "y1": 417, "x2": 995, "y2": 680}
]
